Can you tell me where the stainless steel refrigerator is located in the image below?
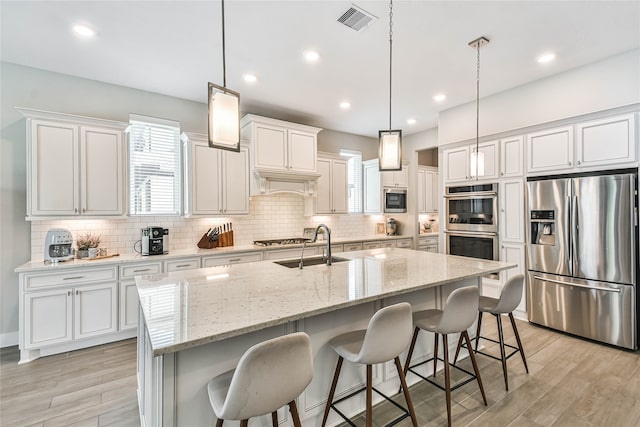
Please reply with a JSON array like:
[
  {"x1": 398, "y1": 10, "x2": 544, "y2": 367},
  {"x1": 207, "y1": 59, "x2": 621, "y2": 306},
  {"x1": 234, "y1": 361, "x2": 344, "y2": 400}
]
[{"x1": 526, "y1": 172, "x2": 638, "y2": 350}]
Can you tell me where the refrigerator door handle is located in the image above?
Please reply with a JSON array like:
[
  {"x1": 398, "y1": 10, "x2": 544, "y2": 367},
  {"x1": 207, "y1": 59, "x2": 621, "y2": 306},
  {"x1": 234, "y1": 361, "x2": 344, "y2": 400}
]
[
  {"x1": 571, "y1": 195, "x2": 579, "y2": 276},
  {"x1": 532, "y1": 275, "x2": 622, "y2": 293},
  {"x1": 565, "y1": 195, "x2": 573, "y2": 272}
]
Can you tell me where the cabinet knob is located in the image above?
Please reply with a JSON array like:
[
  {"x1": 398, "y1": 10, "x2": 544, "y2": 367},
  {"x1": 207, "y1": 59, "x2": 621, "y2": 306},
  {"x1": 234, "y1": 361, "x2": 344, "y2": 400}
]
[
  {"x1": 577, "y1": 160, "x2": 581, "y2": 165},
  {"x1": 501, "y1": 209, "x2": 505, "y2": 213},
  {"x1": 74, "y1": 208, "x2": 78, "y2": 213},
  {"x1": 76, "y1": 289, "x2": 79, "y2": 295},
  {"x1": 82, "y1": 208, "x2": 86, "y2": 213},
  {"x1": 501, "y1": 172, "x2": 505, "y2": 176},
  {"x1": 67, "y1": 290, "x2": 71, "y2": 296},
  {"x1": 568, "y1": 161, "x2": 572, "y2": 166}
]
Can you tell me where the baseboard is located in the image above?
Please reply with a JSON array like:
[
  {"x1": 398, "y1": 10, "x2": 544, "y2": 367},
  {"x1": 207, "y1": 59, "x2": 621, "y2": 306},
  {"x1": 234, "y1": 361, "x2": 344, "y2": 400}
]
[{"x1": 0, "y1": 331, "x2": 19, "y2": 348}]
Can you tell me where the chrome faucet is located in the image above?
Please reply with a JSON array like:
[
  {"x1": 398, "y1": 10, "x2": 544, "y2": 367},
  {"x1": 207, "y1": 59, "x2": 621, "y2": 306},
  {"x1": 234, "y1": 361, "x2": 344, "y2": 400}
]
[{"x1": 311, "y1": 224, "x2": 332, "y2": 265}]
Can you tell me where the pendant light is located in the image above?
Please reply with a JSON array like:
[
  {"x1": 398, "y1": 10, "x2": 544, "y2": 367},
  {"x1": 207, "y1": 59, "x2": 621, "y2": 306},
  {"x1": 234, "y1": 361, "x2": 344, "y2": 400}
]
[
  {"x1": 469, "y1": 36, "x2": 489, "y2": 179},
  {"x1": 378, "y1": 0, "x2": 402, "y2": 171},
  {"x1": 208, "y1": 0, "x2": 240, "y2": 152}
]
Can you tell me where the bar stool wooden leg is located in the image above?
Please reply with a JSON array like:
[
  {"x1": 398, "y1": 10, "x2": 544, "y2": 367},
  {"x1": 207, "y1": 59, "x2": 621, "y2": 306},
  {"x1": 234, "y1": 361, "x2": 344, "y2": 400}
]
[
  {"x1": 496, "y1": 314, "x2": 509, "y2": 391},
  {"x1": 240, "y1": 420, "x2": 248, "y2": 427},
  {"x1": 271, "y1": 411, "x2": 278, "y2": 427},
  {"x1": 403, "y1": 327, "x2": 420, "y2": 379},
  {"x1": 322, "y1": 356, "x2": 344, "y2": 427},
  {"x1": 452, "y1": 333, "x2": 464, "y2": 365},
  {"x1": 475, "y1": 312, "x2": 483, "y2": 352},
  {"x1": 509, "y1": 313, "x2": 529, "y2": 373},
  {"x1": 366, "y1": 365, "x2": 373, "y2": 427},
  {"x1": 395, "y1": 357, "x2": 419, "y2": 427},
  {"x1": 442, "y1": 334, "x2": 452, "y2": 427},
  {"x1": 289, "y1": 400, "x2": 302, "y2": 427},
  {"x1": 463, "y1": 331, "x2": 487, "y2": 405},
  {"x1": 433, "y1": 333, "x2": 439, "y2": 378},
  {"x1": 216, "y1": 419, "x2": 223, "y2": 427}
]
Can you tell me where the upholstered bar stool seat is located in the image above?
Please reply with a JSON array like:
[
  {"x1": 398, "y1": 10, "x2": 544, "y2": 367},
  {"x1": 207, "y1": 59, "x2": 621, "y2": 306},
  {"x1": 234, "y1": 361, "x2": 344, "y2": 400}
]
[
  {"x1": 207, "y1": 332, "x2": 313, "y2": 427},
  {"x1": 322, "y1": 302, "x2": 418, "y2": 427},
  {"x1": 403, "y1": 286, "x2": 487, "y2": 427},
  {"x1": 454, "y1": 274, "x2": 529, "y2": 391}
]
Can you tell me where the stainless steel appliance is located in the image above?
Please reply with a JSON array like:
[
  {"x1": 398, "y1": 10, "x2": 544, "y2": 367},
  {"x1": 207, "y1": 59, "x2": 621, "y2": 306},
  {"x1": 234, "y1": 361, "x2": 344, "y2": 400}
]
[
  {"x1": 445, "y1": 231, "x2": 499, "y2": 279},
  {"x1": 385, "y1": 218, "x2": 397, "y2": 236},
  {"x1": 384, "y1": 188, "x2": 407, "y2": 213},
  {"x1": 44, "y1": 228, "x2": 75, "y2": 263},
  {"x1": 445, "y1": 183, "x2": 498, "y2": 232},
  {"x1": 141, "y1": 227, "x2": 169, "y2": 255},
  {"x1": 527, "y1": 172, "x2": 638, "y2": 350}
]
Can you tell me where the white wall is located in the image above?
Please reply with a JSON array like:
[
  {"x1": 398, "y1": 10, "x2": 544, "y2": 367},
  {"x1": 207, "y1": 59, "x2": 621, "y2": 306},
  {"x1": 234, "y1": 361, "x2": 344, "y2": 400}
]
[{"x1": 438, "y1": 49, "x2": 640, "y2": 145}]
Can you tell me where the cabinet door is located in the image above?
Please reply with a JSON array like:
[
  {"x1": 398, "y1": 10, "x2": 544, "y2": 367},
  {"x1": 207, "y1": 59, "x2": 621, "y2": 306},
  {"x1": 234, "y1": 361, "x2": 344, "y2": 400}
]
[
  {"x1": 119, "y1": 281, "x2": 139, "y2": 331},
  {"x1": 254, "y1": 123, "x2": 287, "y2": 169},
  {"x1": 500, "y1": 136, "x2": 524, "y2": 177},
  {"x1": 576, "y1": 114, "x2": 636, "y2": 168},
  {"x1": 331, "y1": 159, "x2": 348, "y2": 213},
  {"x1": 417, "y1": 170, "x2": 426, "y2": 213},
  {"x1": 501, "y1": 243, "x2": 526, "y2": 313},
  {"x1": 526, "y1": 126, "x2": 574, "y2": 173},
  {"x1": 362, "y1": 241, "x2": 381, "y2": 250},
  {"x1": 288, "y1": 130, "x2": 317, "y2": 172},
  {"x1": 74, "y1": 283, "x2": 118, "y2": 339},
  {"x1": 315, "y1": 158, "x2": 332, "y2": 214},
  {"x1": 471, "y1": 141, "x2": 499, "y2": 180},
  {"x1": 189, "y1": 140, "x2": 223, "y2": 215},
  {"x1": 395, "y1": 166, "x2": 408, "y2": 187},
  {"x1": 24, "y1": 289, "x2": 73, "y2": 349},
  {"x1": 223, "y1": 145, "x2": 249, "y2": 214},
  {"x1": 363, "y1": 161, "x2": 382, "y2": 214},
  {"x1": 500, "y1": 179, "x2": 525, "y2": 243},
  {"x1": 80, "y1": 126, "x2": 125, "y2": 215},
  {"x1": 444, "y1": 146, "x2": 469, "y2": 183},
  {"x1": 30, "y1": 120, "x2": 79, "y2": 216},
  {"x1": 202, "y1": 252, "x2": 263, "y2": 267},
  {"x1": 425, "y1": 170, "x2": 439, "y2": 213}
]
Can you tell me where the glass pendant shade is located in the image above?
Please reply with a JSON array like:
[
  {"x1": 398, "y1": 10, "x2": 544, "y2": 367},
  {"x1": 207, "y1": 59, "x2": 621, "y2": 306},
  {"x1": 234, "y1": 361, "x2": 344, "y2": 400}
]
[
  {"x1": 208, "y1": 82, "x2": 240, "y2": 152},
  {"x1": 378, "y1": 130, "x2": 402, "y2": 171},
  {"x1": 470, "y1": 150, "x2": 485, "y2": 177}
]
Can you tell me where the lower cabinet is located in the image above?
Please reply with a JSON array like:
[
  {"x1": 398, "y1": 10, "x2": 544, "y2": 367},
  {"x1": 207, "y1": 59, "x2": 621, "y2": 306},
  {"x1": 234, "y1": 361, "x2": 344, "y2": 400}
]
[
  {"x1": 119, "y1": 281, "x2": 139, "y2": 331},
  {"x1": 418, "y1": 235, "x2": 439, "y2": 253},
  {"x1": 74, "y1": 283, "x2": 118, "y2": 339},
  {"x1": 202, "y1": 251, "x2": 263, "y2": 267}
]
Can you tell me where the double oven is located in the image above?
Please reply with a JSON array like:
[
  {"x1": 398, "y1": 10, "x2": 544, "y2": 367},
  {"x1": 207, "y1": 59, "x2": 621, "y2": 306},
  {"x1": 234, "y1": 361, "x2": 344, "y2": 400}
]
[{"x1": 444, "y1": 183, "x2": 499, "y2": 277}]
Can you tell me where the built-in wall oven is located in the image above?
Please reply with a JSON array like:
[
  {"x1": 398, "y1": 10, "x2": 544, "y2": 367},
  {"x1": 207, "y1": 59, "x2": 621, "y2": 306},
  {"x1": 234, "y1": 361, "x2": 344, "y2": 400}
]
[{"x1": 445, "y1": 183, "x2": 499, "y2": 279}]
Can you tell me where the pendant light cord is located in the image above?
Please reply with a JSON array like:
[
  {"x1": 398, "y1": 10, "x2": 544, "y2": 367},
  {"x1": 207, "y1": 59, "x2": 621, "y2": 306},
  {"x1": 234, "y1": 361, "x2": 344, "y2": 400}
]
[
  {"x1": 221, "y1": 0, "x2": 227, "y2": 87},
  {"x1": 388, "y1": 0, "x2": 393, "y2": 130},
  {"x1": 475, "y1": 41, "x2": 480, "y2": 180}
]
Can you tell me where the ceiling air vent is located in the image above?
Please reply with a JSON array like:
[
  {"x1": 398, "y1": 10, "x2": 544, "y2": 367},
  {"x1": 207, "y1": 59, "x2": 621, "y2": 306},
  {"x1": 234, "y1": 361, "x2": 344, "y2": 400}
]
[{"x1": 337, "y1": 4, "x2": 377, "y2": 31}]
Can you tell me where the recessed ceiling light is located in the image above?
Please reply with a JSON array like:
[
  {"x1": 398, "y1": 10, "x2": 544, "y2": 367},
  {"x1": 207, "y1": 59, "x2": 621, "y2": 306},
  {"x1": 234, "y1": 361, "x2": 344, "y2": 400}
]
[
  {"x1": 73, "y1": 24, "x2": 95, "y2": 37},
  {"x1": 243, "y1": 74, "x2": 257, "y2": 83},
  {"x1": 340, "y1": 101, "x2": 351, "y2": 109},
  {"x1": 407, "y1": 118, "x2": 417, "y2": 125},
  {"x1": 433, "y1": 93, "x2": 446, "y2": 102},
  {"x1": 304, "y1": 51, "x2": 320, "y2": 62},
  {"x1": 537, "y1": 53, "x2": 556, "y2": 64}
]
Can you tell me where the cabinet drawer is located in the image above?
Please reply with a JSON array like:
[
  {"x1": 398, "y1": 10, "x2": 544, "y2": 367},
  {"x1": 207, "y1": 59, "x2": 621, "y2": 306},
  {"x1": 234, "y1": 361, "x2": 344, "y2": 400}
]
[
  {"x1": 120, "y1": 262, "x2": 162, "y2": 279},
  {"x1": 395, "y1": 238, "x2": 413, "y2": 248},
  {"x1": 203, "y1": 252, "x2": 263, "y2": 267},
  {"x1": 380, "y1": 241, "x2": 396, "y2": 248},
  {"x1": 24, "y1": 267, "x2": 117, "y2": 290},
  {"x1": 164, "y1": 258, "x2": 200, "y2": 272},
  {"x1": 263, "y1": 247, "x2": 318, "y2": 261},
  {"x1": 343, "y1": 243, "x2": 363, "y2": 252},
  {"x1": 362, "y1": 242, "x2": 381, "y2": 250},
  {"x1": 419, "y1": 236, "x2": 438, "y2": 246}
]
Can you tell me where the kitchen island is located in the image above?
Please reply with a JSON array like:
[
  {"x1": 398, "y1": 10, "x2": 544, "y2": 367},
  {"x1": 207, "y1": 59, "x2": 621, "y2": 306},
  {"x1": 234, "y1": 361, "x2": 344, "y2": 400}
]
[{"x1": 136, "y1": 248, "x2": 514, "y2": 427}]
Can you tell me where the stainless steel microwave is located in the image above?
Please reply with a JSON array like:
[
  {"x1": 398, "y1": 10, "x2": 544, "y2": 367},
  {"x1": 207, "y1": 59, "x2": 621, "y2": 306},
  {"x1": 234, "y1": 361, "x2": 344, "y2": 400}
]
[
  {"x1": 384, "y1": 188, "x2": 407, "y2": 213},
  {"x1": 444, "y1": 183, "x2": 498, "y2": 232}
]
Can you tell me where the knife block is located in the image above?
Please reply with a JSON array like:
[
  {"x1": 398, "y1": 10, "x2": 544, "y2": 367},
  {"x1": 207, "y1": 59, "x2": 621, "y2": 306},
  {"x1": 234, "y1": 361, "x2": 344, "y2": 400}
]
[
  {"x1": 197, "y1": 233, "x2": 218, "y2": 249},
  {"x1": 218, "y1": 231, "x2": 234, "y2": 247}
]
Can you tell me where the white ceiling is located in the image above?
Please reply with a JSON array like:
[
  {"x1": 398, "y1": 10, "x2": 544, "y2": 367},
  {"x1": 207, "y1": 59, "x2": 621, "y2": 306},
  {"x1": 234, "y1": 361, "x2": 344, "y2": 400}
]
[{"x1": 2, "y1": 1, "x2": 639, "y2": 137}]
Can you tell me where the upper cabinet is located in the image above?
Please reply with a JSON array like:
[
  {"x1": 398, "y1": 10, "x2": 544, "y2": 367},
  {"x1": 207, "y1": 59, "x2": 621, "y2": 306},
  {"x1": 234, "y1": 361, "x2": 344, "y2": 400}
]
[
  {"x1": 381, "y1": 165, "x2": 408, "y2": 188},
  {"x1": 500, "y1": 136, "x2": 524, "y2": 177},
  {"x1": 418, "y1": 166, "x2": 439, "y2": 214},
  {"x1": 443, "y1": 140, "x2": 499, "y2": 183},
  {"x1": 19, "y1": 109, "x2": 127, "y2": 219},
  {"x1": 443, "y1": 146, "x2": 469, "y2": 182},
  {"x1": 182, "y1": 133, "x2": 249, "y2": 217},
  {"x1": 575, "y1": 114, "x2": 636, "y2": 169},
  {"x1": 363, "y1": 159, "x2": 382, "y2": 214},
  {"x1": 241, "y1": 115, "x2": 322, "y2": 196},
  {"x1": 307, "y1": 154, "x2": 348, "y2": 215},
  {"x1": 526, "y1": 126, "x2": 574, "y2": 174}
]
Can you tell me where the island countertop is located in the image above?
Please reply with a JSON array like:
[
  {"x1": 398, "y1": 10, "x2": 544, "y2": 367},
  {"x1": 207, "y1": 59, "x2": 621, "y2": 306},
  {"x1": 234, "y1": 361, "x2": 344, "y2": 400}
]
[{"x1": 137, "y1": 248, "x2": 515, "y2": 356}]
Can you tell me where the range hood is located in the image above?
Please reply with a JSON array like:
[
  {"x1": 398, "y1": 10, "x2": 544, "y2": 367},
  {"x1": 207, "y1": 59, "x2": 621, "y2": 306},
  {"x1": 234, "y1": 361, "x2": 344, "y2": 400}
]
[{"x1": 252, "y1": 167, "x2": 321, "y2": 196}]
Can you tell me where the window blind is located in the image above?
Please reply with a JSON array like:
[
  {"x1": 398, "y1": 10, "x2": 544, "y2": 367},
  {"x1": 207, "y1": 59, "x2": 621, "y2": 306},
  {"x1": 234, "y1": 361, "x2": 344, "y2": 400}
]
[
  {"x1": 128, "y1": 115, "x2": 181, "y2": 215},
  {"x1": 340, "y1": 149, "x2": 363, "y2": 213}
]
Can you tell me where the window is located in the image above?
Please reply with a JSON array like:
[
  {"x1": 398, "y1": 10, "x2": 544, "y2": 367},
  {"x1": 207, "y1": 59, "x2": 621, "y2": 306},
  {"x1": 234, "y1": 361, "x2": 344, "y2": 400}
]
[
  {"x1": 340, "y1": 149, "x2": 362, "y2": 213},
  {"x1": 128, "y1": 114, "x2": 181, "y2": 215}
]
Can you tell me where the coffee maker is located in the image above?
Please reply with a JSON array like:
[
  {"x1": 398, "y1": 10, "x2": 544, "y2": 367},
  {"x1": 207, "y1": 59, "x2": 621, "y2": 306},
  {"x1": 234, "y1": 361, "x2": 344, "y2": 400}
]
[
  {"x1": 44, "y1": 228, "x2": 75, "y2": 263},
  {"x1": 385, "y1": 218, "x2": 397, "y2": 236},
  {"x1": 141, "y1": 227, "x2": 169, "y2": 256}
]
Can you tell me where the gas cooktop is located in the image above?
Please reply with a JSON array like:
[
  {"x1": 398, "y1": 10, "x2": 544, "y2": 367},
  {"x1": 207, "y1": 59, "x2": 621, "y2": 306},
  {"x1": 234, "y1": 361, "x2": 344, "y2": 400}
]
[{"x1": 252, "y1": 238, "x2": 311, "y2": 246}]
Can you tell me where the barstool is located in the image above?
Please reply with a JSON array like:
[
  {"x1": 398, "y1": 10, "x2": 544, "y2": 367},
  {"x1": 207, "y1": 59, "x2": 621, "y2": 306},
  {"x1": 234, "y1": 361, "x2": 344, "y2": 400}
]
[
  {"x1": 322, "y1": 302, "x2": 418, "y2": 427},
  {"x1": 403, "y1": 286, "x2": 487, "y2": 427},
  {"x1": 207, "y1": 332, "x2": 313, "y2": 427},
  {"x1": 454, "y1": 273, "x2": 529, "y2": 391}
]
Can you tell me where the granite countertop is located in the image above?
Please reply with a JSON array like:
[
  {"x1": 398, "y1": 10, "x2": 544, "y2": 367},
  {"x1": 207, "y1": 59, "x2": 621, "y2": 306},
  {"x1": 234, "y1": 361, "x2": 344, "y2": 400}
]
[
  {"x1": 136, "y1": 247, "x2": 514, "y2": 356},
  {"x1": 14, "y1": 234, "x2": 420, "y2": 273}
]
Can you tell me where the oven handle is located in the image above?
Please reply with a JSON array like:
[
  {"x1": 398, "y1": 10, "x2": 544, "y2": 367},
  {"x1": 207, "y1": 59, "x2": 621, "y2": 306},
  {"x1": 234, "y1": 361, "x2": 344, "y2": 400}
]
[
  {"x1": 532, "y1": 275, "x2": 621, "y2": 293},
  {"x1": 444, "y1": 230, "x2": 498, "y2": 238},
  {"x1": 444, "y1": 191, "x2": 497, "y2": 199}
]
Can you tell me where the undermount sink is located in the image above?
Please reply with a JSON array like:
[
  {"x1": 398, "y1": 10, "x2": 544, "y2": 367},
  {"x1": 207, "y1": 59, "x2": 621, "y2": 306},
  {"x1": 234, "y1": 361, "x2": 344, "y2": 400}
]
[{"x1": 274, "y1": 256, "x2": 349, "y2": 269}]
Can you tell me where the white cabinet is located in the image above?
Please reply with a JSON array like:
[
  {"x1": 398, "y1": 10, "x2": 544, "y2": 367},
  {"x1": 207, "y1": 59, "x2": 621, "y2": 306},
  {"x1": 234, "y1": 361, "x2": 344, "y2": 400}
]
[
  {"x1": 418, "y1": 235, "x2": 439, "y2": 253},
  {"x1": 396, "y1": 238, "x2": 413, "y2": 248},
  {"x1": 418, "y1": 167, "x2": 438, "y2": 213},
  {"x1": 470, "y1": 141, "x2": 499, "y2": 180},
  {"x1": 575, "y1": 114, "x2": 636, "y2": 169},
  {"x1": 164, "y1": 257, "x2": 201, "y2": 272},
  {"x1": 183, "y1": 133, "x2": 249, "y2": 216},
  {"x1": 444, "y1": 141, "x2": 499, "y2": 183},
  {"x1": 501, "y1": 243, "x2": 526, "y2": 313},
  {"x1": 443, "y1": 146, "x2": 469, "y2": 183},
  {"x1": 23, "y1": 288, "x2": 73, "y2": 348},
  {"x1": 362, "y1": 241, "x2": 381, "y2": 250},
  {"x1": 500, "y1": 179, "x2": 525, "y2": 243},
  {"x1": 343, "y1": 242, "x2": 363, "y2": 252},
  {"x1": 381, "y1": 166, "x2": 408, "y2": 188},
  {"x1": 119, "y1": 281, "x2": 139, "y2": 331},
  {"x1": 73, "y1": 283, "x2": 118, "y2": 339},
  {"x1": 202, "y1": 252, "x2": 263, "y2": 267},
  {"x1": 264, "y1": 247, "x2": 319, "y2": 261},
  {"x1": 500, "y1": 136, "x2": 524, "y2": 177},
  {"x1": 363, "y1": 159, "x2": 382, "y2": 214},
  {"x1": 20, "y1": 109, "x2": 127, "y2": 219},
  {"x1": 526, "y1": 126, "x2": 574, "y2": 174},
  {"x1": 313, "y1": 155, "x2": 348, "y2": 214}
]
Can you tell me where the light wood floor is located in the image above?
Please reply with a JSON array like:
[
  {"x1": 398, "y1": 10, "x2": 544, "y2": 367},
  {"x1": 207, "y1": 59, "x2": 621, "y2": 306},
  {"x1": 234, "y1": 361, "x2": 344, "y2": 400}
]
[{"x1": 1, "y1": 319, "x2": 639, "y2": 426}]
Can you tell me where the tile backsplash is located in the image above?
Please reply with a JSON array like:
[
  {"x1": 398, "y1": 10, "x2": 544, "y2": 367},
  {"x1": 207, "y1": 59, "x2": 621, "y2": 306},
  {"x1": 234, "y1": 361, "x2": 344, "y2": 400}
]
[{"x1": 30, "y1": 194, "x2": 403, "y2": 260}]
